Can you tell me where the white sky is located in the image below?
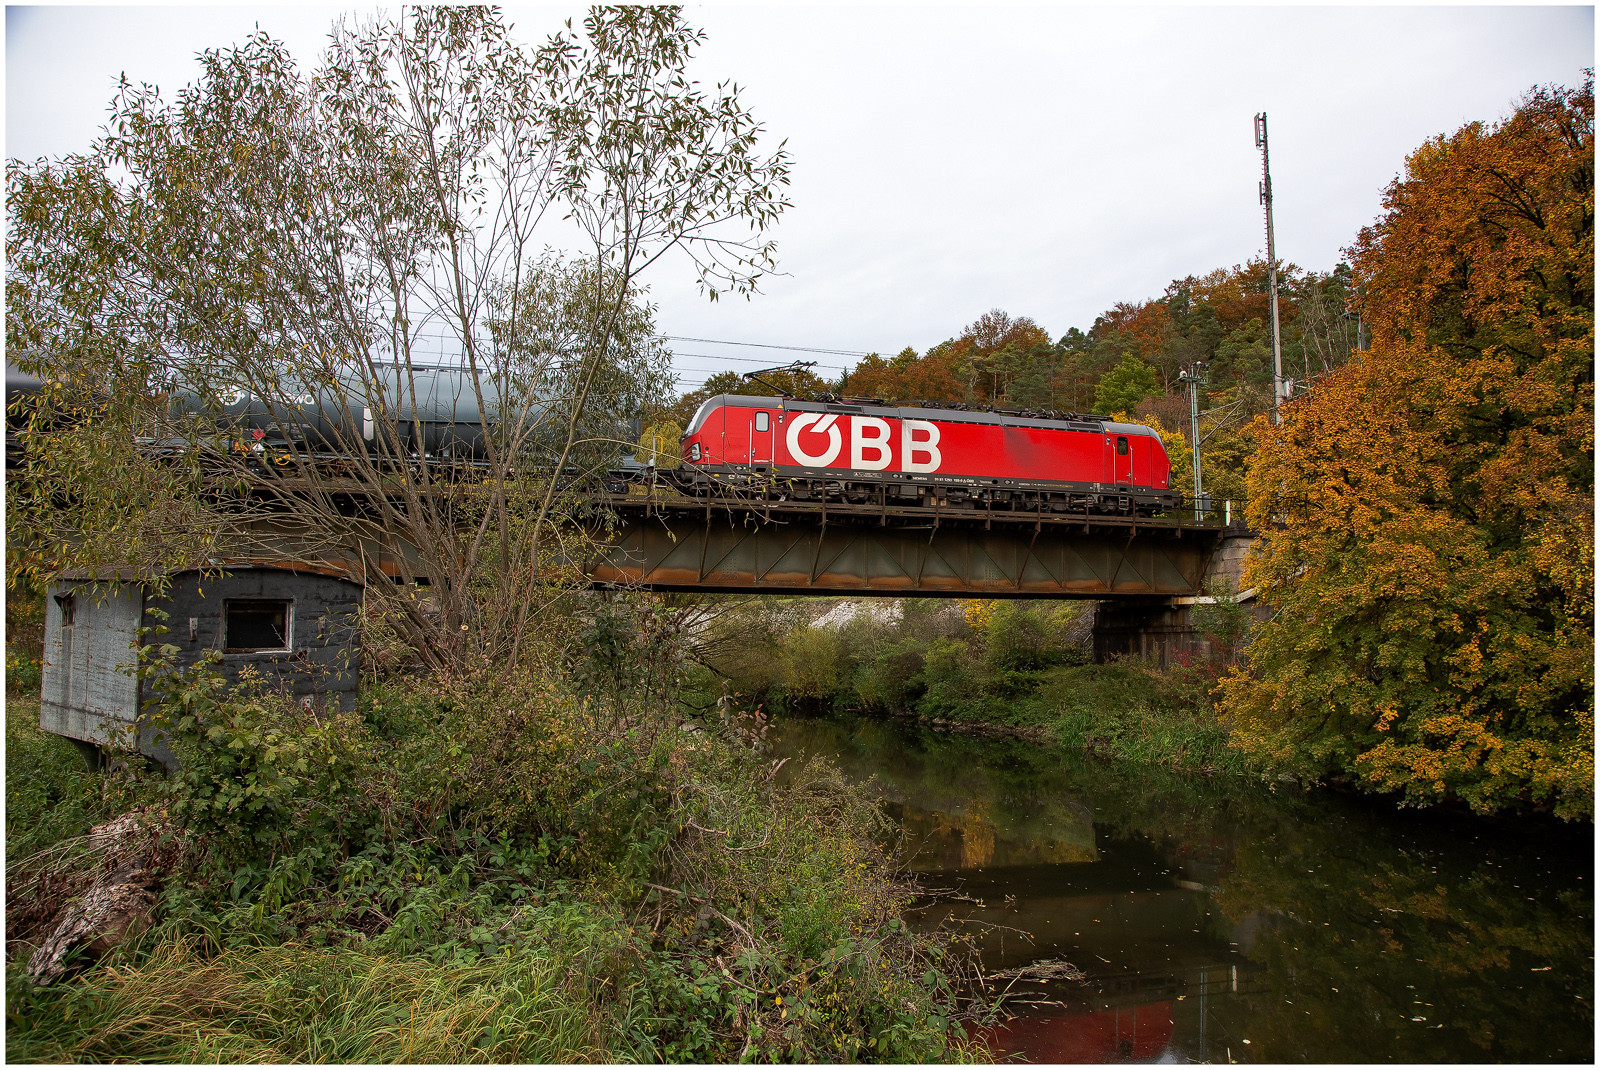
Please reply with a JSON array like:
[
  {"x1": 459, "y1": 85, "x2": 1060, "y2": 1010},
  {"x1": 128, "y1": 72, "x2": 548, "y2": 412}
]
[{"x1": 6, "y1": 4, "x2": 1594, "y2": 389}]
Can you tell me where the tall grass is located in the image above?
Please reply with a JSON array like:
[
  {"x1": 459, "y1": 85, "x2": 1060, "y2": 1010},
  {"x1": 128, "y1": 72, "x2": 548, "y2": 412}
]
[
  {"x1": 5, "y1": 693, "x2": 111, "y2": 865},
  {"x1": 6, "y1": 938, "x2": 614, "y2": 1063}
]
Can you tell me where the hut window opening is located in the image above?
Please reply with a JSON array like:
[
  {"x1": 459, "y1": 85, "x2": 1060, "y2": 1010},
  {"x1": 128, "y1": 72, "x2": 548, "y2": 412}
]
[
  {"x1": 55, "y1": 594, "x2": 76, "y2": 627},
  {"x1": 224, "y1": 600, "x2": 292, "y2": 653}
]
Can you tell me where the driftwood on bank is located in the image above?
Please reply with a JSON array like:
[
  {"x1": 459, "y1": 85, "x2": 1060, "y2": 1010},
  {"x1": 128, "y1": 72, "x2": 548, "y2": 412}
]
[{"x1": 14, "y1": 809, "x2": 184, "y2": 985}]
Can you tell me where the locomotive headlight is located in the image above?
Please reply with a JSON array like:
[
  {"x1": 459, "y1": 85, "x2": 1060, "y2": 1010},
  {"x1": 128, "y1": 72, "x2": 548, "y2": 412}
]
[{"x1": 689, "y1": 442, "x2": 702, "y2": 462}]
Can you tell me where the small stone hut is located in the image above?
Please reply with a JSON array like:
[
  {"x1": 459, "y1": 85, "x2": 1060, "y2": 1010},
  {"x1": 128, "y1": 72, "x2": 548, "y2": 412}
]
[{"x1": 40, "y1": 565, "x2": 363, "y2": 767}]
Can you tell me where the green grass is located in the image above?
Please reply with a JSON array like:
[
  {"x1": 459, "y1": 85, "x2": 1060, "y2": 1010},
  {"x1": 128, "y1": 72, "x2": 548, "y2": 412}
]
[
  {"x1": 5, "y1": 690, "x2": 111, "y2": 865},
  {"x1": 6, "y1": 938, "x2": 615, "y2": 1063}
]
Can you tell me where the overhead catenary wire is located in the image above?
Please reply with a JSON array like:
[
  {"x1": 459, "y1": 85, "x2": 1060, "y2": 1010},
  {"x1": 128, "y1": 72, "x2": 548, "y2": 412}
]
[
  {"x1": 669, "y1": 351, "x2": 847, "y2": 372},
  {"x1": 365, "y1": 332, "x2": 865, "y2": 386},
  {"x1": 658, "y1": 335, "x2": 869, "y2": 358},
  {"x1": 370, "y1": 331, "x2": 862, "y2": 368}
]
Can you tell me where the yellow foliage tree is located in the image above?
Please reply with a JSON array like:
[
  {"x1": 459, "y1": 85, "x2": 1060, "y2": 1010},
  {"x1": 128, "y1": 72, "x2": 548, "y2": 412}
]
[
  {"x1": 1219, "y1": 78, "x2": 1594, "y2": 817},
  {"x1": 636, "y1": 420, "x2": 683, "y2": 468}
]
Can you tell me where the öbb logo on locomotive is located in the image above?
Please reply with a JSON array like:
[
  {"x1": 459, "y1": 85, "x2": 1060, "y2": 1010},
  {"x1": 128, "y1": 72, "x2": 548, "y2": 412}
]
[
  {"x1": 675, "y1": 394, "x2": 1179, "y2": 517},
  {"x1": 782, "y1": 412, "x2": 942, "y2": 472}
]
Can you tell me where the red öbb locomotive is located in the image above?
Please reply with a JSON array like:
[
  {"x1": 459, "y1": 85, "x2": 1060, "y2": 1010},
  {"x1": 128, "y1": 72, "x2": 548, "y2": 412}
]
[{"x1": 675, "y1": 395, "x2": 1178, "y2": 516}]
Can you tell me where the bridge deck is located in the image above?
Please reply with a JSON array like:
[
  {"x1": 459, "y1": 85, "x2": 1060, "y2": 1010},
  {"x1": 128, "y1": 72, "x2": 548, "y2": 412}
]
[{"x1": 586, "y1": 486, "x2": 1248, "y2": 598}]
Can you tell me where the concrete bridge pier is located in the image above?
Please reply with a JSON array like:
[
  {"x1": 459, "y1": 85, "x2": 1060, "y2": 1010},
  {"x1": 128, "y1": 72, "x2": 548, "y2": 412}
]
[
  {"x1": 1091, "y1": 599, "x2": 1200, "y2": 666},
  {"x1": 1089, "y1": 532, "x2": 1258, "y2": 667}
]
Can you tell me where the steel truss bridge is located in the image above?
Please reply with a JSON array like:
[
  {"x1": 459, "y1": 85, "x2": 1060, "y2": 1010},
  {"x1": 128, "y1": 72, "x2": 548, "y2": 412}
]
[{"x1": 584, "y1": 486, "x2": 1248, "y2": 598}]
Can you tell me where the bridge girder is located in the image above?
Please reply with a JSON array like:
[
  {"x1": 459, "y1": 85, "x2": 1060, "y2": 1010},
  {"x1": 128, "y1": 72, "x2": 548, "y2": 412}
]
[{"x1": 586, "y1": 493, "x2": 1227, "y2": 598}]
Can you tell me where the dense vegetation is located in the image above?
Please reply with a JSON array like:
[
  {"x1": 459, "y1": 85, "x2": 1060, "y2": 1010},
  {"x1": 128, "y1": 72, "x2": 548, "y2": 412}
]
[
  {"x1": 5, "y1": 616, "x2": 988, "y2": 1062},
  {"x1": 690, "y1": 596, "x2": 1257, "y2": 778}
]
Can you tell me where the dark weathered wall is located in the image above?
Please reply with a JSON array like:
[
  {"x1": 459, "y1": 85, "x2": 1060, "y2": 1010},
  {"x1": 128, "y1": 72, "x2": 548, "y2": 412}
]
[
  {"x1": 148, "y1": 569, "x2": 363, "y2": 711},
  {"x1": 1090, "y1": 595, "x2": 1271, "y2": 667},
  {"x1": 1091, "y1": 600, "x2": 1199, "y2": 667},
  {"x1": 1088, "y1": 533, "x2": 1263, "y2": 667},
  {"x1": 39, "y1": 568, "x2": 363, "y2": 766}
]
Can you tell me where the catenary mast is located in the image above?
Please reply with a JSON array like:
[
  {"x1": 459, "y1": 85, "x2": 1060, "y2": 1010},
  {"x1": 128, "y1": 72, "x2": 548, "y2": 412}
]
[{"x1": 1254, "y1": 112, "x2": 1285, "y2": 424}]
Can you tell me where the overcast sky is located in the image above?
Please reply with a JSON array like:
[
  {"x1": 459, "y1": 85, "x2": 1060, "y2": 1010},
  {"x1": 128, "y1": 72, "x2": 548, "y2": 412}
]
[{"x1": 7, "y1": 4, "x2": 1593, "y2": 390}]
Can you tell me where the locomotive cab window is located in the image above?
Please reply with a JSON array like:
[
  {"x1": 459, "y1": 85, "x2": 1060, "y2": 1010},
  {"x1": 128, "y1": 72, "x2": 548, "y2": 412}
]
[
  {"x1": 224, "y1": 599, "x2": 292, "y2": 653},
  {"x1": 1116, "y1": 436, "x2": 1129, "y2": 455},
  {"x1": 754, "y1": 411, "x2": 770, "y2": 432}
]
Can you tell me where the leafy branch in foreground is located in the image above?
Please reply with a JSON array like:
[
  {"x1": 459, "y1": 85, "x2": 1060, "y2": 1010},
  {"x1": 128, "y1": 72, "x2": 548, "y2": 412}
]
[{"x1": 6, "y1": 5, "x2": 791, "y2": 677}]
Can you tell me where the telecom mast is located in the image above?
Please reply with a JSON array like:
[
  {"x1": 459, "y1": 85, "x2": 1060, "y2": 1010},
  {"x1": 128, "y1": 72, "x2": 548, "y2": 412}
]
[{"x1": 1254, "y1": 112, "x2": 1285, "y2": 424}]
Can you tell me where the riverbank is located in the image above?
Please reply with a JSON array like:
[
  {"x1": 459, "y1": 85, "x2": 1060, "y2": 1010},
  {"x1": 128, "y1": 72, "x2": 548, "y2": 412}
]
[
  {"x1": 694, "y1": 597, "x2": 1262, "y2": 779},
  {"x1": 4, "y1": 657, "x2": 986, "y2": 1063}
]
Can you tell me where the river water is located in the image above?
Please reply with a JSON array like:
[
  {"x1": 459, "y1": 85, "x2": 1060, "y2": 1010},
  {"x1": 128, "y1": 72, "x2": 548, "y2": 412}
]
[{"x1": 765, "y1": 714, "x2": 1594, "y2": 1064}]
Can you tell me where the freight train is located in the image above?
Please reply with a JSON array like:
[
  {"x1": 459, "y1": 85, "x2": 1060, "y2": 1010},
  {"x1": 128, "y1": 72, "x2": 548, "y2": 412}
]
[
  {"x1": 8, "y1": 361, "x2": 1180, "y2": 517},
  {"x1": 5, "y1": 360, "x2": 624, "y2": 472},
  {"x1": 671, "y1": 394, "x2": 1179, "y2": 516}
]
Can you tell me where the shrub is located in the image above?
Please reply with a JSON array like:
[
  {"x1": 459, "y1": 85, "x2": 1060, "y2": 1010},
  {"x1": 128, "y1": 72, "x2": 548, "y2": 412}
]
[
  {"x1": 569, "y1": 595, "x2": 690, "y2": 719},
  {"x1": 852, "y1": 640, "x2": 927, "y2": 712},
  {"x1": 777, "y1": 625, "x2": 843, "y2": 701},
  {"x1": 917, "y1": 638, "x2": 986, "y2": 720},
  {"x1": 145, "y1": 656, "x2": 378, "y2": 866}
]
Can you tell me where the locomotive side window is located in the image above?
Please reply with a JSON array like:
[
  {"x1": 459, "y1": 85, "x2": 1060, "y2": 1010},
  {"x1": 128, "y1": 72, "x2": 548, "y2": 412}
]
[
  {"x1": 754, "y1": 411, "x2": 770, "y2": 432},
  {"x1": 1116, "y1": 436, "x2": 1129, "y2": 455}
]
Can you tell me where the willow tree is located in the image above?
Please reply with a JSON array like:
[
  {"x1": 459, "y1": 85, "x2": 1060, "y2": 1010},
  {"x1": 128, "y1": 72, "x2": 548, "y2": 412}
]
[
  {"x1": 1220, "y1": 78, "x2": 1594, "y2": 817},
  {"x1": 7, "y1": 6, "x2": 790, "y2": 674}
]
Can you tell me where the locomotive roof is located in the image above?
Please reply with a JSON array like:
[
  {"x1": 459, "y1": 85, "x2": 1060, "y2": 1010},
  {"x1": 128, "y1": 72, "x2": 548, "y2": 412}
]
[{"x1": 687, "y1": 393, "x2": 1163, "y2": 438}]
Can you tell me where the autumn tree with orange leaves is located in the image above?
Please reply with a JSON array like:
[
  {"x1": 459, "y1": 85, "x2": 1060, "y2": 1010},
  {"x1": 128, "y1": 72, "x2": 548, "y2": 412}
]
[
  {"x1": 1220, "y1": 77, "x2": 1594, "y2": 818},
  {"x1": 846, "y1": 310, "x2": 1050, "y2": 405}
]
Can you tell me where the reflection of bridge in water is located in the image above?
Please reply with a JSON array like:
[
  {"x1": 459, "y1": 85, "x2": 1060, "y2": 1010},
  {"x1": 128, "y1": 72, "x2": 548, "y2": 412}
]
[
  {"x1": 768, "y1": 715, "x2": 1271, "y2": 1063},
  {"x1": 896, "y1": 804, "x2": 1272, "y2": 1064},
  {"x1": 585, "y1": 486, "x2": 1252, "y2": 600}
]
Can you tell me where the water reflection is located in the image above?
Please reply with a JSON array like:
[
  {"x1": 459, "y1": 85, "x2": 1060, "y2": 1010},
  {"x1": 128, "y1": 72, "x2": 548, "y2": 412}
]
[{"x1": 767, "y1": 715, "x2": 1594, "y2": 1064}]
